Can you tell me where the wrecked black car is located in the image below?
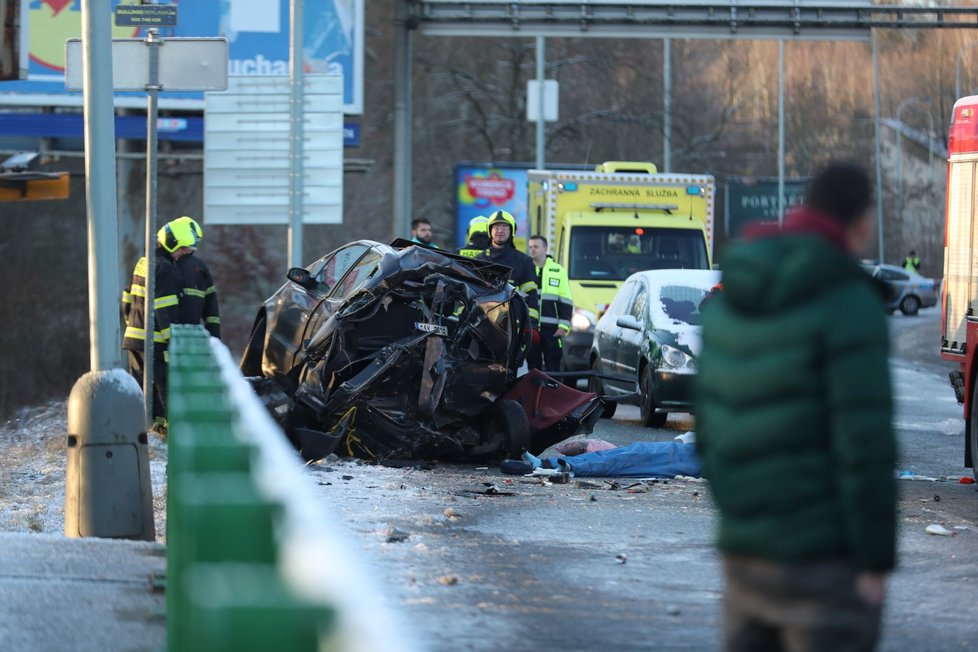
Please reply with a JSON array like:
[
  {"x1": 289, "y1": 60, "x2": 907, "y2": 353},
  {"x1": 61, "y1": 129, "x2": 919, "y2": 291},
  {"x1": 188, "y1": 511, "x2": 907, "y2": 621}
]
[{"x1": 241, "y1": 240, "x2": 604, "y2": 462}]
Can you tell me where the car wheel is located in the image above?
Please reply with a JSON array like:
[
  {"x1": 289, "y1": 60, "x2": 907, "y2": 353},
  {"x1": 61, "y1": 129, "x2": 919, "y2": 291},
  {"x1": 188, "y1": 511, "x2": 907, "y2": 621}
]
[
  {"x1": 588, "y1": 358, "x2": 618, "y2": 419},
  {"x1": 239, "y1": 314, "x2": 267, "y2": 376},
  {"x1": 900, "y1": 295, "x2": 920, "y2": 316},
  {"x1": 496, "y1": 399, "x2": 531, "y2": 458},
  {"x1": 640, "y1": 364, "x2": 667, "y2": 428}
]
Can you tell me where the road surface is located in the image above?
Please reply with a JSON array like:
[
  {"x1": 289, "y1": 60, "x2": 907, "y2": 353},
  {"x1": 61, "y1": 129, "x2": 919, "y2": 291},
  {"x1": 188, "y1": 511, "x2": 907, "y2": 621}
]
[{"x1": 311, "y1": 306, "x2": 978, "y2": 652}]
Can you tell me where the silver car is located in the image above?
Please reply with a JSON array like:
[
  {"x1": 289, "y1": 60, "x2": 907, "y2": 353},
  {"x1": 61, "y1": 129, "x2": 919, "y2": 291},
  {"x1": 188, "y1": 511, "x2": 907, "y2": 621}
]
[
  {"x1": 860, "y1": 262, "x2": 938, "y2": 316},
  {"x1": 588, "y1": 269, "x2": 721, "y2": 426}
]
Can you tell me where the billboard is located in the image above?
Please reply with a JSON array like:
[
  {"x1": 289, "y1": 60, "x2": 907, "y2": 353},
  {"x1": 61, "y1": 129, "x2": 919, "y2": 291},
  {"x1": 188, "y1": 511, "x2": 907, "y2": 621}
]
[
  {"x1": 0, "y1": 0, "x2": 363, "y2": 113},
  {"x1": 455, "y1": 163, "x2": 529, "y2": 250},
  {"x1": 724, "y1": 177, "x2": 809, "y2": 237}
]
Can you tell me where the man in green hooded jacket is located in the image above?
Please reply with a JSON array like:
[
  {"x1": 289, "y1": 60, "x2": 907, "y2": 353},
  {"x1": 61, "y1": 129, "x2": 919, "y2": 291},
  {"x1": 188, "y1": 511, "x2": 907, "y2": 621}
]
[{"x1": 696, "y1": 161, "x2": 896, "y2": 651}]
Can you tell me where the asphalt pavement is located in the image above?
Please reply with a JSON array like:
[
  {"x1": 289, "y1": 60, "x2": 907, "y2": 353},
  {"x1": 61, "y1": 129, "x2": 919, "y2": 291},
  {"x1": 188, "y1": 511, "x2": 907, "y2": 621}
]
[{"x1": 310, "y1": 306, "x2": 978, "y2": 652}]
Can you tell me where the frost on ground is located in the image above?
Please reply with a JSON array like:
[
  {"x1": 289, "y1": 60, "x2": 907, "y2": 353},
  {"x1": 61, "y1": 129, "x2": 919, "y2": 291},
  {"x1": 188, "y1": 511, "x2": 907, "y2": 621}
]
[{"x1": 0, "y1": 401, "x2": 169, "y2": 541}]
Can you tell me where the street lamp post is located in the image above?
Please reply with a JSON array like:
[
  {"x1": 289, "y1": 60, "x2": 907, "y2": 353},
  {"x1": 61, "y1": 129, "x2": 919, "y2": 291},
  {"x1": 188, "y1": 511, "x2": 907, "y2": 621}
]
[{"x1": 955, "y1": 41, "x2": 978, "y2": 99}]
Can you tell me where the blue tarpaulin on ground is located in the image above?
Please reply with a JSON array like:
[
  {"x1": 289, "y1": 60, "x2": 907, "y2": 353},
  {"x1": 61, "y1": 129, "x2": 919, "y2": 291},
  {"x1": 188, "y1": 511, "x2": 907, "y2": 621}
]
[{"x1": 545, "y1": 441, "x2": 702, "y2": 478}]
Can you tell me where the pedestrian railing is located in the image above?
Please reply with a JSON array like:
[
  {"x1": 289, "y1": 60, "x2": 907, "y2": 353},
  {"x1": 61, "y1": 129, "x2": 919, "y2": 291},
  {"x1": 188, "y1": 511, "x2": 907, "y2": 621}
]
[{"x1": 166, "y1": 324, "x2": 415, "y2": 652}]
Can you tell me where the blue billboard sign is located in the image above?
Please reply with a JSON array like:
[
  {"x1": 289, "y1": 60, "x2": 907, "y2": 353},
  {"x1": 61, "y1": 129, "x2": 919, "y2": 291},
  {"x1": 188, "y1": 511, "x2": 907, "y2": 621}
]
[
  {"x1": 454, "y1": 163, "x2": 530, "y2": 250},
  {"x1": 2, "y1": 0, "x2": 363, "y2": 113}
]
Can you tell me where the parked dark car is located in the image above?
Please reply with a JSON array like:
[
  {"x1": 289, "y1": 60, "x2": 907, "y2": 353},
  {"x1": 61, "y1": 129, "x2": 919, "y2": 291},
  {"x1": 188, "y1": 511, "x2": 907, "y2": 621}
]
[
  {"x1": 860, "y1": 262, "x2": 938, "y2": 316},
  {"x1": 240, "y1": 239, "x2": 603, "y2": 462},
  {"x1": 588, "y1": 269, "x2": 721, "y2": 426}
]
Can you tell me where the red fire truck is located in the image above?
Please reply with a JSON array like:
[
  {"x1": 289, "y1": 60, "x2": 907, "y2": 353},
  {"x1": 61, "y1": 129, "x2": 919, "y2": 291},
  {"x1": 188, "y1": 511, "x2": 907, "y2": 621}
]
[{"x1": 942, "y1": 95, "x2": 978, "y2": 482}]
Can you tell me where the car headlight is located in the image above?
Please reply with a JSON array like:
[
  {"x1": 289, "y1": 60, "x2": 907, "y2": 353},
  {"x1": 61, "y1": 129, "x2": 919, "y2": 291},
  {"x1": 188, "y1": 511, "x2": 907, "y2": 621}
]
[
  {"x1": 571, "y1": 308, "x2": 597, "y2": 332},
  {"x1": 660, "y1": 344, "x2": 693, "y2": 369}
]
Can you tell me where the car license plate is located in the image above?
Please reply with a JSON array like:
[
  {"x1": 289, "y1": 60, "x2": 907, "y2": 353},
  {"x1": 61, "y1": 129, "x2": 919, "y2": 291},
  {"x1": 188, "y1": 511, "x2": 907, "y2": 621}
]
[{"x1": 415, "y1": 322, "x2": 448, "y2": 336}]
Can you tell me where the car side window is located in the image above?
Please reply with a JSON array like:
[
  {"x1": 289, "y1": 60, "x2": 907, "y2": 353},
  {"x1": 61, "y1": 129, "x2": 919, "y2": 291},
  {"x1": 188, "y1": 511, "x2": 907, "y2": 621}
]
[
  {"x1": 607, "y1": 281, "x2": 635, "y2": 317},
  {"x1": 881, "y1": 268, "x2": 909, "y2": 282},
  {"x1": 332, "y1": 252, "x2": 383, "y2": 299},
  {"x1": 629, "y1": 284, "x2": 648, "y2": 321},
  {"x1": 314, "y1": 244, "x2": 368, "y2": 294}
]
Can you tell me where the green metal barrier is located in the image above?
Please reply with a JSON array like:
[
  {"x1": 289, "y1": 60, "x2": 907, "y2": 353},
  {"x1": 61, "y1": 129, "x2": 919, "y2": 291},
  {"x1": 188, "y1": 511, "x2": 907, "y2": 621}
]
[{"x1": 165, "y1": 325, "x2": 336, "y2": 652}]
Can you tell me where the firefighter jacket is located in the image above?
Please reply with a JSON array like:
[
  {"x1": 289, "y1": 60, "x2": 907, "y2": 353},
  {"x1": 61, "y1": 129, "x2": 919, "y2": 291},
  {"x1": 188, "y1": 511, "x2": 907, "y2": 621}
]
[
  {"x1": 535, "y1": 255, "x2": 573, "y2": 335},
  {"x1": 476, "y1": 245, "x2": 540, "y2": 327},
  {"x1": 122, "y1": 248, "x2": 183, "y2": 358},
  {"x1": 177, "y1": 253, "x2": 221, "y2": 339}
]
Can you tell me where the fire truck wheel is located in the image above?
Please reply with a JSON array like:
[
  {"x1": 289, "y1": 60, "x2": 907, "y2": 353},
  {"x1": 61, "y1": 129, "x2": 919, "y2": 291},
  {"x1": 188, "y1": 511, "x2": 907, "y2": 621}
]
[
  {"x1": 970, "y1": 382, "x2": 978, "y2": 484},
  {"x1": 900, "y1": 295, "x2": 920, "y2": 316}
]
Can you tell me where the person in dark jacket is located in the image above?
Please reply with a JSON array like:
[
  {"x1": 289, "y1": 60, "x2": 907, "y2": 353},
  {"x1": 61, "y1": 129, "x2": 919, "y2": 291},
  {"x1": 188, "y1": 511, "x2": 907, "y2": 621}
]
[
  {"x1": 171, "y1": 216, "x2": 221, "y2": 339},
  {"x1": 457, "y1": 215, "x2": 489, "y2": 258},
  {"x1": 122, "y1": 218, "x2": 200, "y2": 428},
  {"x1": 695, "y1": 161, "x2": 896, "y2": 652},
  {"x1": 476, "y1": 210, "x2": 540, "y2": 335}
]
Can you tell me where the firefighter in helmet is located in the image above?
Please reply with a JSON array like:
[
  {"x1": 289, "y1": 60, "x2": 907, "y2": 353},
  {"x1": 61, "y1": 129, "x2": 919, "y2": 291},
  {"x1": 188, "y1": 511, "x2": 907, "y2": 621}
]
[
  {"x1": 122, "y1": 218, "x2": 200, "y2": 431},
  {"x1": 457, "y1": 215, "x2": 490, "y2": 258},
  {"x1": 476, "y1": 210, "x2": 540, "y2": 338},
  {"x1": 170, "y1": 216, "x2": 221, "y2": 340}
]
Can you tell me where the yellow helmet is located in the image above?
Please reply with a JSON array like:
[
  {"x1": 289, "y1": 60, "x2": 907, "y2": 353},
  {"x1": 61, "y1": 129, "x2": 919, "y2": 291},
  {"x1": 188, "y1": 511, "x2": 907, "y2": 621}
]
[
  {"x1": 466, "y1": 215, "x2": 488, "y2": 241},
  {"x1": 485, "y1": 209, "x2": 516, "y2": 233},
  {"x1": 157, "y1": 218, "x2": 200, "y2": 253},
  {"x1": 172, "y1": 215, "x2": 203, "y2": 241}
]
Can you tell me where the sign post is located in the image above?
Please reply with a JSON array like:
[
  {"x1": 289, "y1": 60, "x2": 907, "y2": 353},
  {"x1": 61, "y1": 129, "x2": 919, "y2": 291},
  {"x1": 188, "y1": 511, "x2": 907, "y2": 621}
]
[{"x1": 66, "y1": 21, "x2": 228, "y2": 427}]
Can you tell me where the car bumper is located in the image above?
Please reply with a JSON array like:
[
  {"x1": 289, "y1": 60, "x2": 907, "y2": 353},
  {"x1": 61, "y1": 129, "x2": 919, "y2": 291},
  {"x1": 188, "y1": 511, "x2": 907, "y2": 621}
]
[
  {"x1": 653, "y1": 369, "x2": 696, "y2": 409},
  {"x1": 561, "y1": 330, "x2": 594, "y2": 372}
]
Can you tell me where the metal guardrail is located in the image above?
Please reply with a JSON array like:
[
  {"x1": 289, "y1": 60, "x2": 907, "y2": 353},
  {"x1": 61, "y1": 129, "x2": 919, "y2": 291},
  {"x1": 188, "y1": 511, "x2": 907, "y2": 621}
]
[
  {"x1": 166, "y1": 325, "x2": 417, "y2": 652},
  {"x1": 408, "y1": 1, "x2": 978, "y2": 38}
]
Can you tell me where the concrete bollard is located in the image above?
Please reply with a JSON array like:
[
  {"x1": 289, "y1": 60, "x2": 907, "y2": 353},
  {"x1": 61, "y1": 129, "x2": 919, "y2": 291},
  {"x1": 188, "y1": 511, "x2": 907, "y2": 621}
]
[{"x1": 65, "y1": 368, "x2": 155, "y2": 540}]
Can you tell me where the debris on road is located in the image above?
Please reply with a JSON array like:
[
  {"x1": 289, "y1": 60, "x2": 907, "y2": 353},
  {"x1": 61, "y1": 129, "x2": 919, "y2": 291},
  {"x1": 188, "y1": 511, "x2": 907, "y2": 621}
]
[
  {"x1": 925, "y1": 524, "x2": 954, "y2": 537},
  {"x1": 898, "y1": 471, "x2": 938, "y2": 481},
  {"x1": 437, "y1": 575, "x2": 459, "y2": 586},
  {"x1": 615, "y1": 553, "x2": 628, "y2": 564},
  {"x1": 461, "y1": 485, "x2": 515, "y2": 497},
  {"x1": 385, "y1": 525, "x2": 410, "y2": 543},
  {"x1": 443, "y1": 507, "x2": 461, "y2": 521}
]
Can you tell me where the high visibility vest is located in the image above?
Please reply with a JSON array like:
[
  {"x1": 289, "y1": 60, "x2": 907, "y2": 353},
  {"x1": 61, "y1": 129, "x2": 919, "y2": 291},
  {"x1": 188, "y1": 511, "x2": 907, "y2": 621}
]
[{"x1": 536, "y1": 256, "x2": 573, "y2": 333}]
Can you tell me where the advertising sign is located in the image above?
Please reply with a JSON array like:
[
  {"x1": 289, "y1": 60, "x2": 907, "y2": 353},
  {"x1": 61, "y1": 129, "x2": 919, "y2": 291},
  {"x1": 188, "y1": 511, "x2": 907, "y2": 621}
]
[
  {"x1": 455, "y1": 164, "x2": 529, "y2": 250},
  {"x1": 2, "y1": 0, "x2": 363, "y2": 112},
  {"x1": 724, "y1": 177, "x2": 809, "y2": 237}
]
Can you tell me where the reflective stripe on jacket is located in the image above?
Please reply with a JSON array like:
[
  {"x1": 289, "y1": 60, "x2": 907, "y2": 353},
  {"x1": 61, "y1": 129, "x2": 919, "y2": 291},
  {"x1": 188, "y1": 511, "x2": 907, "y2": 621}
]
[
  {"x1": 177, "y1": 253, "x2": 221, "y2": 339},
  {"x1": 476, "y1": 245, "x2": 540, "y2": 328},
  {"x1": 536, "y1": 256, "x2": 573, "y2": 333},
  {"x1": 121, "y1": 249, "x2": 183, "y2": 355}
]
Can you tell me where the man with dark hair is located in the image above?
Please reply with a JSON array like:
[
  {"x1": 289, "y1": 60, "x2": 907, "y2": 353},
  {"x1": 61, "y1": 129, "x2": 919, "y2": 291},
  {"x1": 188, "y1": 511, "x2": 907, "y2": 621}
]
[
  {"x1": 696, "y1": 161, "x2": 896, "y2": 651},
  {"x1": 527, "y1": 234, "x2": 573, "y2": 372},
  {"x1": 410, "y1": 217, "x2": 438, "y2": 248}
]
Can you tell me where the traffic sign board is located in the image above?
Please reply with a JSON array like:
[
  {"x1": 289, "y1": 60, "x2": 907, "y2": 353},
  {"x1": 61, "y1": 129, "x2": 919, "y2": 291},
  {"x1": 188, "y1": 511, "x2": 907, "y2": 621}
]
[
  {"x1": 64, "y1": 38, "x2": 228, "y2": 92},
  {"x1": 204, "y1": 75, "x2": 344, "y2": 225}
]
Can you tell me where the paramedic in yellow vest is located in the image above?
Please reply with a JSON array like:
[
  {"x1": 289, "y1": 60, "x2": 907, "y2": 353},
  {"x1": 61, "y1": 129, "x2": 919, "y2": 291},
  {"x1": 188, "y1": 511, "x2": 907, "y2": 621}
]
[
  {"x1": 903, "y1": 249, "x2": 921, "y2": 274},
  {"x1": 457, "y1": 215, "x2": 489, "y2": 258},
  {"x1": 527, "y1": 234, "x2": 573, "y2": 372}
]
